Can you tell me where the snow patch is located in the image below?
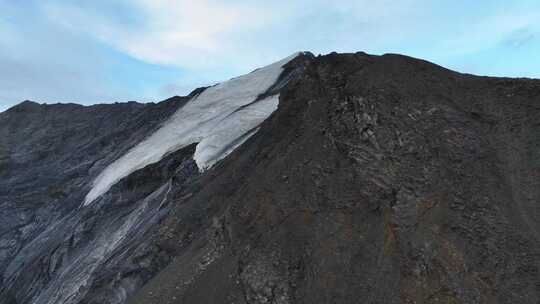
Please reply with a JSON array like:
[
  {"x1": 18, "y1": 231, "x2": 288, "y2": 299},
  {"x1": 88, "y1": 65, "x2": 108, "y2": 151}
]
[{"x1": 84, "y1": 53, "x2": 298, "y2": 205}]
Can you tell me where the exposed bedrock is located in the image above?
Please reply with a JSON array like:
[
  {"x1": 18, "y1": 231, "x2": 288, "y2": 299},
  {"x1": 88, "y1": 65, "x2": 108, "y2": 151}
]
[{"x1": 131, "y1": 53, "x2": 540, "y2": 304}]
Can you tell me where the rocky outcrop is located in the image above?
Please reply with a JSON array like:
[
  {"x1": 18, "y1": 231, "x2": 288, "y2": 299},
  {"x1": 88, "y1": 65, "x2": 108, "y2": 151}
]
[{"x1": 130, "y1": 53, "x2": 540, "y2": 304}]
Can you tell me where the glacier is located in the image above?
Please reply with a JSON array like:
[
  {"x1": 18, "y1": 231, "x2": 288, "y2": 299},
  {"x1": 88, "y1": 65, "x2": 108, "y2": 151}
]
[{"x1": 84, "y1": 53, "x2": 299, "y2": 205}]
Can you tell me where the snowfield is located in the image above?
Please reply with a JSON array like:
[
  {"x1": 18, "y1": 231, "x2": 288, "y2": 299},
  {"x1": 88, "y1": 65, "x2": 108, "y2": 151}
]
[{"x1": 84, "y1": 53, "x2": 298, "y2": 205}]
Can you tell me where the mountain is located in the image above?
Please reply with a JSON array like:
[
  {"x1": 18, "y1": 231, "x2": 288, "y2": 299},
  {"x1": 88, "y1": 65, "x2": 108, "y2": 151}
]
[{"x1": 1, "y1": 51, "x2": 540, "y2": 304}]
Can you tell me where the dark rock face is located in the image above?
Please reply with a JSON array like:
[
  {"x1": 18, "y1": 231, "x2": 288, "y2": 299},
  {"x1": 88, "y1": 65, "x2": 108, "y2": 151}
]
[
  {"x1": 130, "y1": 53, "x2": 540, "y2": 304},
  {"x1": 2, "y1": 52, "x2": 540, "y2": 304}
]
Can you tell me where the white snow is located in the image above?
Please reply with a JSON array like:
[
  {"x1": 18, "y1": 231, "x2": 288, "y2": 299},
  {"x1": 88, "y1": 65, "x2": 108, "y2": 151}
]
[{"x1": 84, "y1": 53, "x2": 298, "y2": 205}]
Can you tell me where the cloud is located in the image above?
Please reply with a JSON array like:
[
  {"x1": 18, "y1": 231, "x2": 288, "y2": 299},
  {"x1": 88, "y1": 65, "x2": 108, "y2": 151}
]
[
  {"x1": 2, "y1": 0, "x2": 540, "y2": 111},
  {"x1": 40, "y1": 0, "x2": 277, "y2": 70},
  {"x1": 501, "y1": 28, "x2": 537, "y2": 48},
  {"x1": 40, "y1": 0, "x2": 435, "y2": 70}
]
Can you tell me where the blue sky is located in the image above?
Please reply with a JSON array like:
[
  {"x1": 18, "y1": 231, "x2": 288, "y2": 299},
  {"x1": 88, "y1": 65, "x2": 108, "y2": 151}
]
[{"x1": 1, "y1": 0, "x2": 539, "y2": 111}]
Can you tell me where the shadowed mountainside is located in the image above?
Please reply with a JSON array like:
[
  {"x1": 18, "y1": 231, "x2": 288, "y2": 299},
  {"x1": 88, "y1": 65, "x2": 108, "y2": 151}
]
[{"x1": 131, "y1": 52, "x2": 540, "y2": 304}]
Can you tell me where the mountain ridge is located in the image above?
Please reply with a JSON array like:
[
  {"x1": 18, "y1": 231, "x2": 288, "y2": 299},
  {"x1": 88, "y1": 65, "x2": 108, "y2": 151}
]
[
  {"x1": 1, "y1": 51, "x2": 540, "y2": 304},
  {"x1": 5, "y1": 50, "x2": 539, "y2": 115}
]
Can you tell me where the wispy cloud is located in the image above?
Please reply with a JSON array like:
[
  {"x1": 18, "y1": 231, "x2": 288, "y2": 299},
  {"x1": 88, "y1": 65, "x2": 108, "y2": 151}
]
[
  {"x1": 40, "y1": 0, "x2": 276, "y2": 69},
  {"x1": 1, "y1": 0, "x2": 540, "y2": 111},
  {"x1": 39, "y1": 0, "x2": 435, "y2": 69},
  {"x1": 501, "y1": 28, "x2": 537, "y2": 48}
]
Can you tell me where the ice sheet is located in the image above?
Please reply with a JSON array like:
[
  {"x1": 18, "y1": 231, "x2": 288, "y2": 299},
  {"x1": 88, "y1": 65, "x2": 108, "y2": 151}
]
[{"x1": 84, "y1": 53, "x2": 298, "y2": 205}]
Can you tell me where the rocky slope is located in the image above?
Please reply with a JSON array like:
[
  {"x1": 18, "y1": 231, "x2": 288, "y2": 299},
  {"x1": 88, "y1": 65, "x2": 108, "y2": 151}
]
[
  {"x1": 0, "y1": 53, "x2": 309, "y2": 304},
  {"x1": 2, "y1": 52, "x2": 540, "y2": 304},
  {"x1": 0, "y1": 97, "x2": 190, "y2": 304}
]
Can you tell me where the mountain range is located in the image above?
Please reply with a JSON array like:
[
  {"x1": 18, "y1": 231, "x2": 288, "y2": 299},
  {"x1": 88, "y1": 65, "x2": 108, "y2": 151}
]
[{"x1": 1, "y1": 51, "x2": 540, "y2": 304}]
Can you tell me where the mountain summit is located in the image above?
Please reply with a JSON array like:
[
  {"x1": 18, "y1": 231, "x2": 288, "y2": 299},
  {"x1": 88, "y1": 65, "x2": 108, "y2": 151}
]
[{"x1": 1, "y1": 52, "x2": 540, "y2": 304}]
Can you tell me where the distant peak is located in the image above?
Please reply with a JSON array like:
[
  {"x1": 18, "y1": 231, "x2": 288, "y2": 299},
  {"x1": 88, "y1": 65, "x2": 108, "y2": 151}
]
[
  {"x1": 7, "y1": 100, "x2": 41, "y2": 112},
  {"x1": 19, "y1": 100, "x2": 39, "y2": 106}
]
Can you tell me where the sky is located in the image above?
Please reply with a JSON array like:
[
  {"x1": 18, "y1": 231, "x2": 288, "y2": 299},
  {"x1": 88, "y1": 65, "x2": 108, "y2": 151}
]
[{"x1": 1, "y1": 0, "x2": 539, "y2": 112}]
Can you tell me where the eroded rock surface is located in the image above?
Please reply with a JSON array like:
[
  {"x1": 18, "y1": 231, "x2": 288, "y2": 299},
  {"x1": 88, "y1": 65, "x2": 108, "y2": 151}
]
[{"x1": 131, "y1": 53, "x2": 540, "y2": 304}]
